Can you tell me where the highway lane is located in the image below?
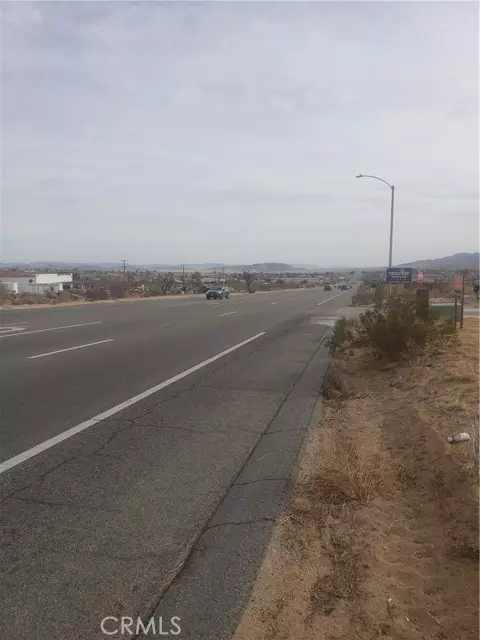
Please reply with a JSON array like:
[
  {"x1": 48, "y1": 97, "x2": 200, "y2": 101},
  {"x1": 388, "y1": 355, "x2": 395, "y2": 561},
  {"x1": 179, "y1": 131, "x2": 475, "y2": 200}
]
[
  {"x1": 0, "y1": 286, "x2": 353, "y2": 640},
  {"x1": 0, "y1": 288, "x2": 348, "y2": 462}
]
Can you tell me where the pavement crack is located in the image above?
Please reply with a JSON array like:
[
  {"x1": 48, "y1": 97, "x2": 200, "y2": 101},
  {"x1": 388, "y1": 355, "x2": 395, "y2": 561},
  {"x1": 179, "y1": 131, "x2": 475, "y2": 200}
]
[
  {"x1": 10, "y1": 495, "x2": 112, "y2": 512},
  {"x1": 234, "y1": 477, "x2": 287, "y2": 486},
  {"x1": 205, "y1": 517, "x2": 276, "y2": 532}
]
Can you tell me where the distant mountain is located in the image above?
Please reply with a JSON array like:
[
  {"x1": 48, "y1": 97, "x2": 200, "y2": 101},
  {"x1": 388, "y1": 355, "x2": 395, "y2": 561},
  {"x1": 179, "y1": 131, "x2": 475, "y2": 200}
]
[
  {"x1": 0, "y1": 261, "x2": 124, "y2": 271},
  {"x1": 398, "y1": 253, "x2": 479, "y2": 269},
  {"x1": 248, "y1": 262, "x2": 296, "y2": 272}
]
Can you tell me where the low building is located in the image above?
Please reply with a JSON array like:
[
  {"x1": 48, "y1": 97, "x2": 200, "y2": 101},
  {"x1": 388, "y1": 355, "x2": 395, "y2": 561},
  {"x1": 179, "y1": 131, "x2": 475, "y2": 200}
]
[{"x1": 0, "y1": 273, "x2": 73, "y2": 295}]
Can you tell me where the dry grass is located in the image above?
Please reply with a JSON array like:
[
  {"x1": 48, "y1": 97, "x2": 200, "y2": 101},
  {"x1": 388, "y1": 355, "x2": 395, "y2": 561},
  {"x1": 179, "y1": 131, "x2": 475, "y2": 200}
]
[
  {"x1": 314, "y1": 441, "x2": 393, "y2": 504},
  {"x1": 234, "y1": 319, "x2": 479, "y2": 640}
]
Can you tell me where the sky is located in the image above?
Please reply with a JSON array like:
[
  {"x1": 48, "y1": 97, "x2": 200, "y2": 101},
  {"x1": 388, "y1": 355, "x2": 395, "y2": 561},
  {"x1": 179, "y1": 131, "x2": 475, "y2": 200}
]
[{"x1": 1, "y1": 1, "x2": 478, "y2": 267}]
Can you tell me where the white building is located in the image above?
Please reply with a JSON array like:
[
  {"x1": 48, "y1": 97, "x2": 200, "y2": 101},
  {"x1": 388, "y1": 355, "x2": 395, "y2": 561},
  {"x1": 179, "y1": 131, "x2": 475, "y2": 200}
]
[{"x1": 0, "y1": 273, "x2": 73, "y2": 295}]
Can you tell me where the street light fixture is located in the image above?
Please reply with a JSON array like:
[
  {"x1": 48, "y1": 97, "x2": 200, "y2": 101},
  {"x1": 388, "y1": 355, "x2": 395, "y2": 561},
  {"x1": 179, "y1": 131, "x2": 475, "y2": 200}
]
[{"x1": 356, "y1": 173, "x2": 395, "y2": 268}]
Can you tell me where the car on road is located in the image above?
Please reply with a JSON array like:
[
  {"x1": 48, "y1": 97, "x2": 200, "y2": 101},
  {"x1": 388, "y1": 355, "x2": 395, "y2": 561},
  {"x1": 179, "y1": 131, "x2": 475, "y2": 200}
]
[
  {"x1": 324, "y1": 284, "x2": 332, "y2": 291},
  {"x1": 206, "y1": 285, "x2": 230, "y2": 300},
  {"x1": 340, "y1": 284, "x2": 348, "y2": 291}
]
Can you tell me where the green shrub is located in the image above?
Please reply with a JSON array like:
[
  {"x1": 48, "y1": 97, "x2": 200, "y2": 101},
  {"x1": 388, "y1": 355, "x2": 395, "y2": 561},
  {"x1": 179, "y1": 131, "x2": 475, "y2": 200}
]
[
  {"x1": 330, "y1": 317, "x2": 357, "y2": 353},
  {"x1": 358, "y1": 294, "x2": 455, "y2": 361}
]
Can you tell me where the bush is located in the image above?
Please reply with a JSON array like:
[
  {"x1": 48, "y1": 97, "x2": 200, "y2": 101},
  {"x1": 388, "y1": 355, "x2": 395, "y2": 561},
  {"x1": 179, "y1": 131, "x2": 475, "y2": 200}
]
[
  {"x1": 358, "y1": 294, "x2": 455, "y2": 361},
  {"x1": 56, "y1": 291, "x2": 79, "y2": 303},
  {"x1": 330, "y1": 317, "x2": 356, "y2": 353},
  {"x1": 331, "y1": 294, "x2": 456, "y2": 361},
  {"x1": 85, "y1": 288, "x2": 109, "y2": 301},
  {"x1": 109, "y1": 282, "x2": 127, "y2": 299}
]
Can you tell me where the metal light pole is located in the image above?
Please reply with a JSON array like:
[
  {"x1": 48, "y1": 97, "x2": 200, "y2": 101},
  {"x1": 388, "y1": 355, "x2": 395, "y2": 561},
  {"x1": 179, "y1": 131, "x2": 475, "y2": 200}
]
[{"x1": 356, "y1": 174, "x2": 395, "y2": 268}]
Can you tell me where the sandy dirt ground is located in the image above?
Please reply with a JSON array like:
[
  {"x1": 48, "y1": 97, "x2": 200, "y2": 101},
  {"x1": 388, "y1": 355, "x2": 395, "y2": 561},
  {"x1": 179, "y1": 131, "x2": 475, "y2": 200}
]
[{"x1": 234, "y1": 319, "x2": 479, "y2": 640}]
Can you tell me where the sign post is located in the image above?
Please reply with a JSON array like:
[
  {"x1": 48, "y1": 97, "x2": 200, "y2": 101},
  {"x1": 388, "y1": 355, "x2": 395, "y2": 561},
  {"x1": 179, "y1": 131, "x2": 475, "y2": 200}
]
[
  {"x1": 460, "y1": 272, "x2": 466, "y2": 329},
  {"x1": 453, "y1": 274, "x2": 463, "y2": 328}
]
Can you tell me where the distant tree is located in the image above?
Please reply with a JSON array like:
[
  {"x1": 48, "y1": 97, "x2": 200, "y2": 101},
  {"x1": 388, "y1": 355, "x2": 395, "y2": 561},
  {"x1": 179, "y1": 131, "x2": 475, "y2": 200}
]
[
  {"x1": 243, "y1": 270, "x2": 256, "y2": 293},
  {"x1": 300, "y1": 279, "x2": 308, "y2": 286},
  {"x1": 110, "y1": 281, "x2": 128, "y2": 299},
  {"x1": 191, "y1": 271, "x2": 203, "y2": 292},
  {"x1": 156, "y1": 272, "x2": 175, "y2": 295}
]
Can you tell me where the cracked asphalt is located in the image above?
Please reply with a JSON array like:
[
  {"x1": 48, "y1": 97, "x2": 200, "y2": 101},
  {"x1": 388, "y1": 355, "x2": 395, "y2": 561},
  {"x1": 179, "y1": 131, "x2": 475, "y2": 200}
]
[{"x1": 0, "y1": 288, "x2": 352, "y2": 639}]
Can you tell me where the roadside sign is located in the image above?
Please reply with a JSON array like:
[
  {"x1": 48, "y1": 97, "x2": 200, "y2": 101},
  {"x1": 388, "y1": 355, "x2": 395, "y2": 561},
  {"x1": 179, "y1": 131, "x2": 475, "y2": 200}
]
[
  {"x1": 386, "y1": 268, "x2": 412, "y2": 285},
  {"x1": 417, "y1": 271, "x2": 424, "y2": 285},
  {"x1": 454, "y1": 275, "x2": 462, "y2": 292}
]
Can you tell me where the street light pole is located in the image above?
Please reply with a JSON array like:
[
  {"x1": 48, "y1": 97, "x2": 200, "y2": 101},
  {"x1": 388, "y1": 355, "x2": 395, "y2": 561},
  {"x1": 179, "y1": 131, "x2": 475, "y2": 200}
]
[{"x1": 356, "y1": 174, "x2": 395, "y2": 268}]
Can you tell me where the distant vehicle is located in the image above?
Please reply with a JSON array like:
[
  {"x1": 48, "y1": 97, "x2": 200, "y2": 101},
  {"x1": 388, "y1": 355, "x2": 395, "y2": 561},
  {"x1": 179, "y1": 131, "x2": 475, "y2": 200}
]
[
  {"x1": 340, "y1": 284, "x2": 348, "y2": 291},
  {"x1": 206, "y1": 285, "x2": 229, "y2": 300},
  {"x1": 324, "y1": 284, "x2": 332, "y2": 291}
]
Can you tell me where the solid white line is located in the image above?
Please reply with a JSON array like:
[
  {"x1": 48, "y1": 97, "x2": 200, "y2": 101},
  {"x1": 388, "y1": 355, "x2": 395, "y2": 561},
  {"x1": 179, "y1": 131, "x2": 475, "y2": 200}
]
[
  {"x1": 0, "y1": 321, "x2": 102, "y2": 339},
  {"x1": 0, "y1": 332, "x2": 266, "y2": 474},
  {"x1": 271, "y1": 302, "x2": 277, "y2": 305},
  {"x1": 317, "y1": 290, "x2": 350, "y2": 306},
  {"x1": 27, "y1": 339, "x2": 114, "y2": 360},
  {"x1": 220, "y1": 311, "x2": 236, "y2": 317}
]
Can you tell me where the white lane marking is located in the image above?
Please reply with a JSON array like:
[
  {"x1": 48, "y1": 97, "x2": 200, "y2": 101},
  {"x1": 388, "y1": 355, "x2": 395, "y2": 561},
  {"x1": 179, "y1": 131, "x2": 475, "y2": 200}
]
[
  {"x1": 27, "y1": 339, "x2": 114, "y2": 360},
  {"x1": 167, "y1": 302, "x2": 203, "y2": 308},
  {"x1": 0, "y1": 321, "x2": 102, "y2": 339},
  {"x1": 317, "y1": 291, "x2": 350, "y2": 306},
  {"x1": 271, "y1": 302, "x2": 277, "y2": 305},
  {"x1": 0, "y1": 326, "x2": 26, "y2": 335},
  {"x1": 0, "y1": 332, "x2": 266, "y2": 474},
  {"x1": 220, "y1": 311, "x2": 236, "y2": 317},
  {"x1": 0, "y1": 322, "x2": 28, "y2": 326}
]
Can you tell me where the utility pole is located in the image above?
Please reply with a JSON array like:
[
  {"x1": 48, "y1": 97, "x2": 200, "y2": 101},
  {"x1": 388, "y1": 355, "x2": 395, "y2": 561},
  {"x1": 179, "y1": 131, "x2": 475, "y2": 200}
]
[
  {"x1": 121, "y1": 260, "x2": 127, "y2": 283},
  {"x1": 182, "y1": 264, "x2": 185, "y2": 292}
]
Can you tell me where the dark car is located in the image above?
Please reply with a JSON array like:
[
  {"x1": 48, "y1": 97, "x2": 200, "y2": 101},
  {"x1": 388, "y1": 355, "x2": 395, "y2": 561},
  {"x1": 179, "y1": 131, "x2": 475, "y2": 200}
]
[
  {"x1": 324, "y1": 284, "x2": 332, "y2": 291},
  {"x1": 206, "y1": 285, "x2": 229, "y2": 300},
  {"x1": 340, "y1": 284, "x2": 348, "y2": 291}
]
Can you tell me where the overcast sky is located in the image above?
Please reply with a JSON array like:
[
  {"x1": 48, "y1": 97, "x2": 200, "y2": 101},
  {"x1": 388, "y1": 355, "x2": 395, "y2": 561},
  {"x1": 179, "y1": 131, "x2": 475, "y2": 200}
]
[{"x1": 1, "y1": 1, "x2": 478, "y2": 267}]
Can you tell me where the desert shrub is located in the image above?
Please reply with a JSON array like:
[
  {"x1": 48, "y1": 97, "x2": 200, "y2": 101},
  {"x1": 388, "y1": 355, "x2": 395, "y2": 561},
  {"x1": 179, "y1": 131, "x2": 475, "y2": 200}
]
[
  {"x1": 109, "y1": 282, "x2": 127, "y2": 299},
  {"x1": 85, "y1": 288, "x2": 109, "y2": 301},
  {"x1": 358, "y1": 294, "x2": 455, "y2": 361},
  {"x1": 331, "y1": 294, "x2": 456, "y2": 361},
  {"x1": 330, "y1": 317, "x2": 357, "y2": 353},
  {"x1": 351, "y1": 285, "x2": 375, "y2": 307},
  {"x1": 11, "y1": 293, "x2": 48, "y2": 305},
  {"x1": 0, "y1": 283, "x2": 10, "y2": 300},
  {"x1": 56, "y1": 291, "x2": 79, "y2": 303}
]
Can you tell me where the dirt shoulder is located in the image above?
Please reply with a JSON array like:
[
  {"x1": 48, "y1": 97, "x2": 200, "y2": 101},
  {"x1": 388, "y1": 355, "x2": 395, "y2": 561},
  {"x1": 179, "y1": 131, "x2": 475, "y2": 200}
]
[{"x1": 234, "y1": 319, "x2": 479, "y2": 640}]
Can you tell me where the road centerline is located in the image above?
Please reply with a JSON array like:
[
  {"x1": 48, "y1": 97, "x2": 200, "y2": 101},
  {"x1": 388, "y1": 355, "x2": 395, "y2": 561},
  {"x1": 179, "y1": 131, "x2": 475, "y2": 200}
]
[
  {"x1": 220, "y1": 311, "x2": 236, "y2": 317},
  {"x1": 27, "y1": 339, "x2": 114, "y2": 360},
  {"x1": 0, "y1": 331, "x2": 266, "y2": 474}
]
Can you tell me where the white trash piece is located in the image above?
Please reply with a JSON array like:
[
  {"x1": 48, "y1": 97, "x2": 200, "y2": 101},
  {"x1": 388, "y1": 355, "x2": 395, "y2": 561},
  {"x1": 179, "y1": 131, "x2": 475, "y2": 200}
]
[{"x1": 446, "y1": 432, "x2": 470, "y2": 444}]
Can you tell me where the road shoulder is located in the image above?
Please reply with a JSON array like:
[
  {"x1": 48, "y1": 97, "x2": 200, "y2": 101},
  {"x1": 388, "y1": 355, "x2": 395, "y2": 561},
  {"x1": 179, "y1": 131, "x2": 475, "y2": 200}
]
[{"x1": 233, "y1": 318, "x2": 479, "y2": 640}]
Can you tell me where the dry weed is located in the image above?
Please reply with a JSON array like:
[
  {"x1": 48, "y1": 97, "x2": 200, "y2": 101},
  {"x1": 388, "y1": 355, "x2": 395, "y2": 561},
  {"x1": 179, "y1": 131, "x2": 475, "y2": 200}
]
[
  {"x1": 320, "y1": 440, "x2": 394, "y2": 504},
  {"x1": 323, "y1": 365, "x2": 352, "y2": 400}
]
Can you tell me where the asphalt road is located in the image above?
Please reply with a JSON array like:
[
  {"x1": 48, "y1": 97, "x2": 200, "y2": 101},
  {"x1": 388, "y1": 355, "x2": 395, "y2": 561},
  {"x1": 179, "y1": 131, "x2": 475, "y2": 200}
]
[{"x1": 0, "y1": 287, "x2": 352, "y2": 639}]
